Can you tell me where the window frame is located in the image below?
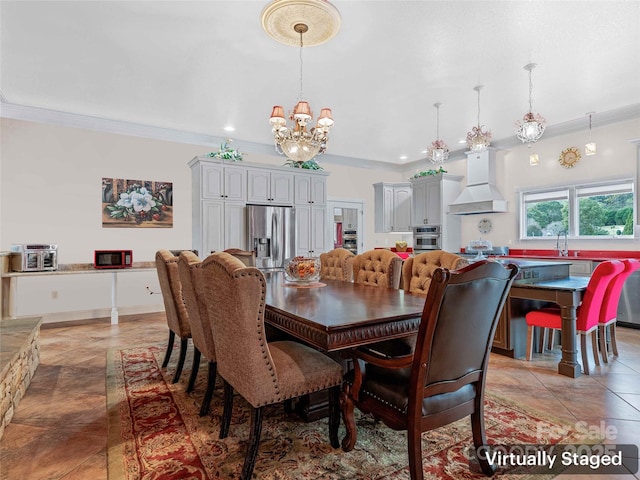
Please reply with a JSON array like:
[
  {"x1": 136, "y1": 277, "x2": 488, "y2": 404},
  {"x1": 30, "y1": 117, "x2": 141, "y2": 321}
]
[{"x1": 518, "y1": 177, "x2": 636, "y2": 240}]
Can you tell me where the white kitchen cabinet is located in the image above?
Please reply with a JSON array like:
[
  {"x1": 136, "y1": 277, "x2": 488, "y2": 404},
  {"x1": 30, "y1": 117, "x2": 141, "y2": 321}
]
[
  {"x1": 410, "y1": 173, "x2": 463, "y2": 252},
  {"x1": 247, "y1": 170, "x2": 294, "y2": 204},
  {"x1": 373, "y1": 182, "x2": 412, "y2": 233},
  {"x1": 190, "y1": 156, "x2": 330, "y2": 258},
  {"x1": 201, "y1": 163, "x2": 246, "y2": 201},
  {"x1": 295, "y1": 205, "x2": 328, "y2": 257},
  {"x1": 200, "y1": 201, "x2": 246, "y2": 254},
  {"x1": 294, "y1": 174, "x2": 326, "y2": 205}
]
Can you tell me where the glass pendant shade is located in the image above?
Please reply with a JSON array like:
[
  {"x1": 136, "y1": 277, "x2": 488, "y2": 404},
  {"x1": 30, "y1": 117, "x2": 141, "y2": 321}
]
[
  {"x1": 515, "y1": 63, "x2": 546, "y2": 147},
  {"x1": 466, "y1": 86, "x2": 491, "y2": 152},
  {"x1": 427, "y1": 103, "x2": 449, "y2": 165}
]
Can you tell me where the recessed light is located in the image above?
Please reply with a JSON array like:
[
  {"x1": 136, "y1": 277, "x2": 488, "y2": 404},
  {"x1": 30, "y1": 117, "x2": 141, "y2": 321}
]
[
  {"x1": 420, "y1": 149, "x2": 427, "y2": 154},
  {"x1": 399, "y1": 155, "x2": 408, "y2": 160},
  {"x1": 457, "y1": 139, "x2": 467, "y2": 144},
  {"x1": 224, "y1": 125, "x2": 236, "y2": 132}
]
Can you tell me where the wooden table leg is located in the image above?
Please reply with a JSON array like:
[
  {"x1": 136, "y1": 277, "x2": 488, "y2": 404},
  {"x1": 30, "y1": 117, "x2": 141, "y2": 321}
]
[{"x1": 558, "y1": 303, "x2": 582, "y2": 378}]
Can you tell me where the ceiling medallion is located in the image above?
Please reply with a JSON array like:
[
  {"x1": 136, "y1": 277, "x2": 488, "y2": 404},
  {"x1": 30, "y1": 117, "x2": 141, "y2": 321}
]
[{"x1": 261, "y1": 0, "x2": 341, "y2": 47}]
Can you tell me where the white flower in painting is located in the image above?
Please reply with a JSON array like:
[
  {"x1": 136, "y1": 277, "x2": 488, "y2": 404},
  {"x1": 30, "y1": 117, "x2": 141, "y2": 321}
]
[
  {"x1": 116, "y1": 192, "x2": 133, "y2": 208},
  {"x1": 130, "y1": 191, "x2": 156, "y2": 212}
]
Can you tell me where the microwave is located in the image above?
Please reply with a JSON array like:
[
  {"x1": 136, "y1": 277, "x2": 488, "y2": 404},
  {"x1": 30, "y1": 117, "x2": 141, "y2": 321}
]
[
  {"x1": 10, "y1": 243, "x2": 58, "y2": 272},
  {"x1": 94, "y1": 250, "x2": 133, "y2": 269}
]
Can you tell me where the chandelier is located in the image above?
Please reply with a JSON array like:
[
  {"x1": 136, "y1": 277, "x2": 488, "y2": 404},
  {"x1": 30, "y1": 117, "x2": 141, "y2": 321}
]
[
  {"x1": 427, "y1": 103, "x2": 449, "y2": 165},
  {"x1": 515, "y1": 63, "x2": 547, "y2": 147},
  {"x1": 466, "y1": 85, "x2": 492, "y2": 152},
  {"x1": 262, "y1": 0, "x2": 340, "y2": 165}
]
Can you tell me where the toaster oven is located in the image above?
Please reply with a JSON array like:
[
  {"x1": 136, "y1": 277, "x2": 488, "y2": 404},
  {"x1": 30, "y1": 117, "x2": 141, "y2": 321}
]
[{"x1": 10, "y1": 243, "x2": 58, "y2": 272}]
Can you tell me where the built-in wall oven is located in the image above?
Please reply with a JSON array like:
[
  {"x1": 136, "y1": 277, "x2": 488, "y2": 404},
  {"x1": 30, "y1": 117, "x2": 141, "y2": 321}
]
[
  {"x1": 413, "y1": 225, "x2": 441, "y2": 253},
  {"x1": 342, "y1": 229, "x2": 358, "y2": 254}
]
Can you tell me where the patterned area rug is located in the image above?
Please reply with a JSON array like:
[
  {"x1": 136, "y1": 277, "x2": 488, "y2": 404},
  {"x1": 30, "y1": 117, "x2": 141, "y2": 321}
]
[{"x1": 107, "y1": 345, "x2": 585, "y2": 480}]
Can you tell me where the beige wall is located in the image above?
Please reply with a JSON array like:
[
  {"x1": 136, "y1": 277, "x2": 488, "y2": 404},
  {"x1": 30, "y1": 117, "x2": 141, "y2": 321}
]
[{"x1": 1, "y1": 116, "x2": 638, "y2": 320}]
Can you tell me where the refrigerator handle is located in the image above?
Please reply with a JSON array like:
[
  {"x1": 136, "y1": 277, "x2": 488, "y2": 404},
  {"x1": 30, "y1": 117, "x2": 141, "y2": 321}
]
[{"x1": 272, "y1": 212, "x2": 279, "y2": 261}]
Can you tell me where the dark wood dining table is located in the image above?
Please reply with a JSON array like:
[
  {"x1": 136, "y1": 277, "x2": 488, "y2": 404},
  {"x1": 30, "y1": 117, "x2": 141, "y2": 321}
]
[{"x1": 263, "y1": 271, "x2": 426, "y2": 352}]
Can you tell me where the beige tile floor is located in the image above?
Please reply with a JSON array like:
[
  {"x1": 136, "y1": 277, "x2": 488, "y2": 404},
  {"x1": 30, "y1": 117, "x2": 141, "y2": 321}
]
[{"x1": 1, "y1": 313, "x2": 639, "y2": 480}]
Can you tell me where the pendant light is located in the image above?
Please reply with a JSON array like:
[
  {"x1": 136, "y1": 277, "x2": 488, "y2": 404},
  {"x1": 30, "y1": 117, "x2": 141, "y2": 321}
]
[
  {"x1": 427, "y1": 103, "x2": 449, "y2": 165},
  {"x1": 585, "y1": 112, "x2": 596, "y2": 156},
  {"x1": 515, "y1": 63, "x2": 547, "y2": 147},
  {"x1": 466, "y1": 85, "x2": 492, "y2": 152}
]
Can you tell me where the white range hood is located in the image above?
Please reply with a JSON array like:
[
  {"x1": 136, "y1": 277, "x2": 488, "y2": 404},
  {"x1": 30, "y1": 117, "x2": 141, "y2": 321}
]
[{"x1": 449, "y1": 149, "x2": 508, "y2": 215}]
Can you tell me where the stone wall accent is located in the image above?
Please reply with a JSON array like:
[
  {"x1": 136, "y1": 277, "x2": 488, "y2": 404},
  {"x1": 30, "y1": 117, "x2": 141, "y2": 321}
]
[{"x1": 0, "y1": 317, "x2": 42, "y2": 440}]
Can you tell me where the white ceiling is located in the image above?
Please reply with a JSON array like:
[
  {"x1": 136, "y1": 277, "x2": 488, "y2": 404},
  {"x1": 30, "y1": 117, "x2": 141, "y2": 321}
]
[{"x1": 2, "y1": 1, "x2": 639, "y2": 167}]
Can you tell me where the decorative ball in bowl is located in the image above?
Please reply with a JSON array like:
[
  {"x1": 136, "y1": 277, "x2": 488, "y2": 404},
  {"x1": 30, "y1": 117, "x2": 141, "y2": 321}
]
[{"x1": 284, "y1": 256, "x2": 321, "y2": 284}]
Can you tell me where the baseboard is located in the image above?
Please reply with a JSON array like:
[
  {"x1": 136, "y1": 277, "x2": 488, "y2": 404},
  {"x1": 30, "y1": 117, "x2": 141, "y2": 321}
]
[{"x1": 39, "y1": 305, "x2": 164, "y2": 324}]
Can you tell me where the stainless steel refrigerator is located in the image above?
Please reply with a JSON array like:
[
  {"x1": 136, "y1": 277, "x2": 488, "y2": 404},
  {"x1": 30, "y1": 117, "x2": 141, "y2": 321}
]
[{"x1": 246, "y1": 204, "x2": 295, "y2": 270}]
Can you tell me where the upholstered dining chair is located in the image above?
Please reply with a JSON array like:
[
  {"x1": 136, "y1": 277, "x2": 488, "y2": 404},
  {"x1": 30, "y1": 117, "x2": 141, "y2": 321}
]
[
  {"x1": 525, "y1": 260, "x2": 624, "y2": 375},
  {"x1": 341, "y1": 261, "x2": 519, "y2": 480},
  {"x1": 352, "y1": 249, "x2": 403, "y2": 289},
  {"x1": 320, "y1": 247, "x2": 356, "y2": 281},
  {"x1": 402, "y1": 250, "x2": 469, "y2": 295},
  {"x1": 223, "y1": 248, "x2": 255, "y2": 267},
  {"x1": 177, "y1": 251, "x2": 218, "y2": 416},
  {"x1": 599, "y1": 258, "x2": 640, "y2": 362},
  {"x1": 199, "y1": 251, "x2": 344, "y2": 480},
  {"x1": 155, "y1": 249, "x2": 191, "y2": 383}
]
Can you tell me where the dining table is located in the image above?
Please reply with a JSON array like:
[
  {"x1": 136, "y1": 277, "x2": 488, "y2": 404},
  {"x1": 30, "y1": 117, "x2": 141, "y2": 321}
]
[{"x1": 263, "y1": 270, "x2": 426, "y2": 352}]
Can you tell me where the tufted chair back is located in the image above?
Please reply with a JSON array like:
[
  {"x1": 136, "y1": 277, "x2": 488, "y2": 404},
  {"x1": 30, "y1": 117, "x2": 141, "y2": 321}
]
[
  {"x1": 320, "y1": 248, "x2": 356, "y2": 282},
  {"x1": 402, "y1": 250, "x2": 469, "y2": 295},
  {"x1": 352, "y1": 249, "x2": 403, "y2": 289},
  {"x1": 155, "y1": 250, "x2": 191, "y2": 338}
]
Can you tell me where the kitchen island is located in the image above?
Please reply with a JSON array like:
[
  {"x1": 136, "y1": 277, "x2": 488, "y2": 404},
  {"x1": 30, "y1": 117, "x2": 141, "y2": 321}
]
[{"x1": 491, "y1": 258, "x2": 592, "y2": 377}]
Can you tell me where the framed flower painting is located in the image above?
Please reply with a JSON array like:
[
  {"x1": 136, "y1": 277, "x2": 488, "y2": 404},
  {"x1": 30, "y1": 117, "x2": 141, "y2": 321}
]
[{"x1": 102, "y1": 178, "x2": 173, "y2": 228}]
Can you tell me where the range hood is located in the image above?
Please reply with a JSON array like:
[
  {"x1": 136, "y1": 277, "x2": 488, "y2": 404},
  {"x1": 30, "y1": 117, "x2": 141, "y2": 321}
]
[{"x1": 449, "y1": 149, "x2": 508, "y2": 215}]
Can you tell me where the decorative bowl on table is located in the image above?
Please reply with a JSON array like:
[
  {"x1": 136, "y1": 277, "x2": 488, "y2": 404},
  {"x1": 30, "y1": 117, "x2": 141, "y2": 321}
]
[{"x1": 284, "y1": 256, "x2": 321, "y2": 284}]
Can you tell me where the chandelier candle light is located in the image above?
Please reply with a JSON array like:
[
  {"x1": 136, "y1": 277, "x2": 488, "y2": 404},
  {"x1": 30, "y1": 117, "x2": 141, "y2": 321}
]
[
  {"x1": 466, "y1": 85, "x2": 492, "y2": 152},
  {"x1": 427, "y1": 102, "x2": 449, "y2": 165},
  {"x1": 263, "y1": 0, "x2": 340, "y2": 166},
  {"x1": 515, "y1": 63, "x2": 547, "y2": 147}
]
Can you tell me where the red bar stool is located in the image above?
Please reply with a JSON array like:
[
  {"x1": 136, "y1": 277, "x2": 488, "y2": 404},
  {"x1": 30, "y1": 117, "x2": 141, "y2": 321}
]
[
  {"x1": 525, "y1": 260, "x2": 624, "y2": 374},
  {"x1": 599, "y1": 258, "x2": 640, "y2": 362}
]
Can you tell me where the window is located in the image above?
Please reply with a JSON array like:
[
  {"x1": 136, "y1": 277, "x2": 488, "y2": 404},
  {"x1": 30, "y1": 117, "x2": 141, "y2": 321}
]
[{"x1": 520, "y1": 179, "x2": 635, "y2": 239}]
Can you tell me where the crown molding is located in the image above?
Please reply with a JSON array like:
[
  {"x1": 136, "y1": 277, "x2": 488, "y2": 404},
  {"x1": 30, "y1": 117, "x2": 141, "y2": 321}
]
[{"x1": 1, "y1": 100, "x2": 638, "y2": 175}]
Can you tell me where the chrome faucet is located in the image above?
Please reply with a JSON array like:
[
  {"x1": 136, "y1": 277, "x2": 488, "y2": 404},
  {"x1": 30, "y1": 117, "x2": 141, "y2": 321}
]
[{"x1": 556, "y1": 231, "x2": 568, "y2": 256}]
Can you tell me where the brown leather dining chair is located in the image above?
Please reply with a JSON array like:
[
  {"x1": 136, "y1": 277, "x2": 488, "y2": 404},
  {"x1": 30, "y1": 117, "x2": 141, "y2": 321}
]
[
  {"x1": 352, "y1": 249, "x2": 403, "y2": 289},
  {"x1": 320, "y1": 247, "x2": 355, "y2": 281},
  {"x1": 155, "y1": 249, "x2": 191, "y2": 383},
  {"x1": 199, "y1": 251, "x2": 344, "y2": 480},
  {"x1": 341, "y1": 260, "x2": 519, "y2": 480},
  {"x1": 177, "y1": 251, "x2": 218, "y2": 416}
]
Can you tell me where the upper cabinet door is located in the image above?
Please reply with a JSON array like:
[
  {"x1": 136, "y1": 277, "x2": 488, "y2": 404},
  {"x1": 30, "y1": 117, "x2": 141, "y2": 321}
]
[
  {"x1": 270, "y1": 172, "x2": 294, "y2": 204},
  {"x1": 202, "y1": 164, "x2": 224, "y2": 199},
  {"x1": 224, "y1": 166, "x2": 247, "y2": 202},
  {"x1": 294, "y1": 174, "x2": 326, "y2": 205},
  {"x1": 393, "y1": 185, "x2": 412, "y2": 232},
  {"x1": 247, "y1": 170, "x2": 271, "y2": 203}
]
